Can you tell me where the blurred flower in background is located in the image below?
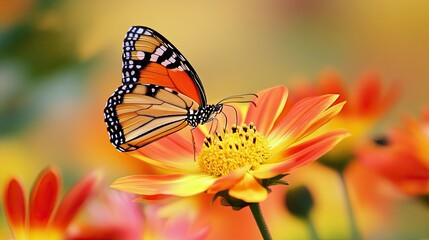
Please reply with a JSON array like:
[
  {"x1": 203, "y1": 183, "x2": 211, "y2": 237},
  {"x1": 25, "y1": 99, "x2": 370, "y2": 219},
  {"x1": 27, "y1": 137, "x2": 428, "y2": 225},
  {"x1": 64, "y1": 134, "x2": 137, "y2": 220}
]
[
  {"x1": 357, "y1": 108, "x2": 429, "y2": 196},
  {"x1": 284, "y1": 70, "x2": 400, "y2": 171},
  {"x1": 67, "y1": 189, "x2": 144, "y2": 240},
  {"x1": 138, "y1": 198, "x2": 209, "y2": 240},
  {"x1": 2, "y1": 167, "x2": 101, "y2": 240},
  {"x1": 68, "y1": 189, "x2": 209, "y2": 240},
  {"x1": 258, "y1": 71, "x2": 401, "y2": 239}
]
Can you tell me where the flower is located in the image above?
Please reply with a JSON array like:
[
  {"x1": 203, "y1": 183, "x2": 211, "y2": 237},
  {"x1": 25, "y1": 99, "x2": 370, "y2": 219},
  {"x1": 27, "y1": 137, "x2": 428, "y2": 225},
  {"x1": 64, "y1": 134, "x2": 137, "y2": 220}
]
[
  {"x1": 2, "y1": 166, "x2": 102, "y2": 240},
  {"x1": 67, "y1": 189, "x2": 209, "y2": 240},
  {"x1": 112, "y1": 86, "x2": 349, "y2": 204},
  {"x1": 286, "y1": 71, "x2": 400, "y2": 170},
  {"x1": 139, "y1": 197, "x2": 210, "y2": 240},
  {"x1": 356, "y1": 107, "x2": 429, "y2": 196},
  {"x1": 66, "y1": 189, "x2": 144, "y2": 240}
]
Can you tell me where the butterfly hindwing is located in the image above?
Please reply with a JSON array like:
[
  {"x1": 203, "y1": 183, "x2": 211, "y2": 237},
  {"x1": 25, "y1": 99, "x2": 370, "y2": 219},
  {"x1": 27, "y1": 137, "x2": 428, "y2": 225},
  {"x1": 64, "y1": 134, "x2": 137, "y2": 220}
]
[
  {"x1": 104, "y1": 83, "x2": 198, "y2": 152},
  {"x1": 122, "y1": 26, "x2": 207, "y2": 106}
]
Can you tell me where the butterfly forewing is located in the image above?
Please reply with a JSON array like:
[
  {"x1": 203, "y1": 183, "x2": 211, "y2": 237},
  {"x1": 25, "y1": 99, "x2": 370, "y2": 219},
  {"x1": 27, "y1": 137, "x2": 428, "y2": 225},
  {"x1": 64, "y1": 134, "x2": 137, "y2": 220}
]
[
  {"x1": 122, "y1": 26, "x2": 207, "y2": 106},
  {"x1": 104, "y1": 83, "x2": 198, "y2": 152}
]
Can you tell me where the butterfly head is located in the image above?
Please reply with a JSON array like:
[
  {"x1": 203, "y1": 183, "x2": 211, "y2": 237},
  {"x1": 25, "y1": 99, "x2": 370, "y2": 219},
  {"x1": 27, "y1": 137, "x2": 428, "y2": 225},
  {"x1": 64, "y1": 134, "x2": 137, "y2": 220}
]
[{"x1": 213, "y1": 104, "x2": 223, "y2": 115}]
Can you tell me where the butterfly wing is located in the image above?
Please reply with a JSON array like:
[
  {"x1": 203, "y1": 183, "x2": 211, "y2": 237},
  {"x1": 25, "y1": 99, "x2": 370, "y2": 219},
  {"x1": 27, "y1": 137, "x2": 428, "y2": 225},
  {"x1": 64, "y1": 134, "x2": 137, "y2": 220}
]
[
  {"x1": 122, "y1": 26, "x2": 207, "y2": 107},
  {"x1": 104, "y1": 83, "x2": 198, "y2": 152}
]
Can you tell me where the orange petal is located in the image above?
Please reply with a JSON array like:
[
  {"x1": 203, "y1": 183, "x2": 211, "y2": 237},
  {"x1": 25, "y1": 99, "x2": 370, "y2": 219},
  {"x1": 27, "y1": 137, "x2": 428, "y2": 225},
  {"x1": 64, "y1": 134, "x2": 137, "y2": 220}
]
[
  {"x1": 354, "y1": 73, "x2": 400, "y2": 118},
  {"x1": 355, "y1": 73, "x2": 382, "y2": 116},
  {"x1": 129, "y1": 151, "x2": 200, "y2": 174},
  {"x1": 206, "y1": 167, "x2": 248, "y2": 194},
  {"x1": 131, "y1": 130, "x2": 200, "y2": 173},
  {"x1": 253, "y1": 130, "x2": 350, "y2": 179},
  {"x1": 29, "y1": 167, "x2": 60, "y2": 229},
  {"x1": 134, "y1": 194, "x2": 172, "y2": 201},
  {"x1": 135, "y1": 130, "x2": 193, "y2": 158},
  {"x1": 269, "y1": 94, "x2": 340, "y2": 147},
  {"x1": 244, "y1": 86, "x2": 288, "y2": 135},
  {"x1": 302, "y1": 101, "x2": 345, "y2": 136},
  {"x1": 271, "y1": 101, "x2": 345, "y2": 156},
  {"x1": 318, "y1": 71, "x2": 348, "y2": 105},
  {"x1": 52, "y1": 171, "x2": 102, "y2": 230},
  {"x1": 229, "y1": 173, "x2": 268, "y2": 202},
  {"x1": 3, "y1": 178, "x2": 26, "y2": 239},
  {"x1": 111, "y1": 173, "x2": 216, "y2": 197}
]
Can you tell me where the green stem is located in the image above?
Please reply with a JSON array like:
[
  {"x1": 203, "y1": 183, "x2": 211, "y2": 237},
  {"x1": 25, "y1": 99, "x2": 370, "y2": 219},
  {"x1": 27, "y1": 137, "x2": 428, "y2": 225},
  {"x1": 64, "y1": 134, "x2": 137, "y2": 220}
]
[
  {"x1": 249, "y1": 203, "x2": 273, "y2": 240},
  {"x1": 339, "y1": 171, "x2": 362, "y2": 240},
  {"x1": 306, "y1": 217, "x2": 318, "y2": 240}
]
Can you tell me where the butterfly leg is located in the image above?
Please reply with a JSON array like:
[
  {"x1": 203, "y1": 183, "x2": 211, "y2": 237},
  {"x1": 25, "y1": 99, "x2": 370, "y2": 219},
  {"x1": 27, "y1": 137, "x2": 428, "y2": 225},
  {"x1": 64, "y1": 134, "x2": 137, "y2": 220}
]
[{"x1": 190, "y1": 129, "x2": 197, "y2": 161}]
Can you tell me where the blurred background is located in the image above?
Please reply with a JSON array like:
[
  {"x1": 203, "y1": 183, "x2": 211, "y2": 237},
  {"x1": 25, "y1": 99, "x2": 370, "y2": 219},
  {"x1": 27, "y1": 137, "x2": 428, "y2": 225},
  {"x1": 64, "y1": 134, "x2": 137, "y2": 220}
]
[{"x1": 1, "y1": 0, "x2": 428, "y2": 239}]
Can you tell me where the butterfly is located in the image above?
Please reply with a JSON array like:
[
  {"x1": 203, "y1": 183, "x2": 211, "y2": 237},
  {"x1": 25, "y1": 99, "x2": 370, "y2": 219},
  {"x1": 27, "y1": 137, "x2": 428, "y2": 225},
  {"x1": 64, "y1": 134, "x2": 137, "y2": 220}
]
[{"x1": 104, "y1": 26, "x2": 224, "y2": 152}]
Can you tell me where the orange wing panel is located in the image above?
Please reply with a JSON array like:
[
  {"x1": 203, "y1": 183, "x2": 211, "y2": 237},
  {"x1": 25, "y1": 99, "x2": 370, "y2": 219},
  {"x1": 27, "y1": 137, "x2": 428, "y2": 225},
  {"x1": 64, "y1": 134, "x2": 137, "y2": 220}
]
[
  {"x1": 168, "y1": 69, "x2": 201, "y2": 105},
  {"x1": 138, "y1": 63, "x2": 202, "y2": 105}
]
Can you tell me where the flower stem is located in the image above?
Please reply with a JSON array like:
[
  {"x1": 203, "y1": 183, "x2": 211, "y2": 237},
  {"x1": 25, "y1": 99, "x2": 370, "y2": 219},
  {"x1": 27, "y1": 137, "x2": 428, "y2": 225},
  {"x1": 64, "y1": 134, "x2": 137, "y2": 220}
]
[
  {"x1": 249, "y1": 203, "x2": 273, "y2": 240},
  {"x1": 307, "y1": 217, "x2": 318, "y2": 240},
  {"x1": 339, "y1": 171, "x2": 362, "y2": 240}
]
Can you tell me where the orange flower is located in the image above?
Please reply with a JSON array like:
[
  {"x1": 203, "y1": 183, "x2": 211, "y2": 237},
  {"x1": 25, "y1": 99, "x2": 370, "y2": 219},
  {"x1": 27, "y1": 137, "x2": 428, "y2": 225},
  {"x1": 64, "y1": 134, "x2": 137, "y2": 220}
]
[
  {"x1": 356, "y1": 108, "x2": 429, "y2": 195},
  {"x1": 285, "y1": 71, "x2": 400, "y2": 170},
  {"x1": 2, "y1": 167, "x2": 102, "y2": 240},
  {"x1": 112, "y1": 86, "x2": 349, "y2": 203}
]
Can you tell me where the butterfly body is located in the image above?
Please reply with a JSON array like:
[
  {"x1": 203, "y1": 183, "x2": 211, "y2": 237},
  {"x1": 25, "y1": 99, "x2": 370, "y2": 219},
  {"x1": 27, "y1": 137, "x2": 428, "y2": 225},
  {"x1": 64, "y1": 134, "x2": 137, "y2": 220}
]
[{"x1": 104, "y1": 26, "x2": 223, "y2": 152}]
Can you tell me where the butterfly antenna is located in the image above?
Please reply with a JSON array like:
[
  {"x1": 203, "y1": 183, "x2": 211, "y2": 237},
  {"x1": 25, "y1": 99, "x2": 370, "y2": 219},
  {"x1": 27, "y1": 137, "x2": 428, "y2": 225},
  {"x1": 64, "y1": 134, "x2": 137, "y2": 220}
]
[
  {"x1": 221, "y1": 100, "x2": 257, "y2": 107},
  {"x1": 217, "y1": 93, "x2": 258, "y2": 104},
  {"x1": 218, "y1": 93, "x2": 258, "y2": 107},
  {"x1": 222, "y1": 104, "x2": 240, "y2": 127}
]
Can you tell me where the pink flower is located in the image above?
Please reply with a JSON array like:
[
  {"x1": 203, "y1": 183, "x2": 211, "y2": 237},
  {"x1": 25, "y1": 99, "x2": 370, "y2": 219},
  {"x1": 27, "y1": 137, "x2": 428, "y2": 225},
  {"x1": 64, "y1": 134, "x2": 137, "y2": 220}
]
[{"x1": 68, "y1": 190, "x2": 209, "y2": 240}]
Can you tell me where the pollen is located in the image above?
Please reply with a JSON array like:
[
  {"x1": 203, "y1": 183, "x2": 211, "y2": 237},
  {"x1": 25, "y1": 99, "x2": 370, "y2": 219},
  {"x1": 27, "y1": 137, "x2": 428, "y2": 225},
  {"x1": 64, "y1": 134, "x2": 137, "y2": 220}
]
[{"x1": 197, "y1": 123, "x2": 271, "y2": 177}]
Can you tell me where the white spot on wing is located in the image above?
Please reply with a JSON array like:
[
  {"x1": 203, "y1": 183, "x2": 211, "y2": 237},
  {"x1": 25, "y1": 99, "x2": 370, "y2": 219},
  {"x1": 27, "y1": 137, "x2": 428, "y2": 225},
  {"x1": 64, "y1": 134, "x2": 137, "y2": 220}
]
[
  {"x1": 154, "y1": 48, "x2": 165, "y2": 56},
  {"x1": 161, "y1": 60, "x2": 171, "y2": 66},
  {"x1": 137, "y1": 51, "x2": 145, "y2": 60},
  {"x1": 150, "y1": 54, "x2": 159, "y2": 62}
]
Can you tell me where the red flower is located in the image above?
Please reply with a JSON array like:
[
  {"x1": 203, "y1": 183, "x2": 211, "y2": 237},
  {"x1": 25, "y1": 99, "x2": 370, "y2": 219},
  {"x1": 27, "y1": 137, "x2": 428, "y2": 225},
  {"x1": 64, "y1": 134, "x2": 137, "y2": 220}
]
[{"x1": 2, "y1": 167, "x2": 102, "y2": 240}]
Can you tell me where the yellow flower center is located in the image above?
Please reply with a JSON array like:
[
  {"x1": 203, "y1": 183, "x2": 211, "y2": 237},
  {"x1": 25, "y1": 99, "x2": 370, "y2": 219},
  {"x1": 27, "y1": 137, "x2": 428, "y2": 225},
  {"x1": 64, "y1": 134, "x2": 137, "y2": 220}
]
[{"x1": 197, "y1": 123, "x2": 271, "y2": 177}]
